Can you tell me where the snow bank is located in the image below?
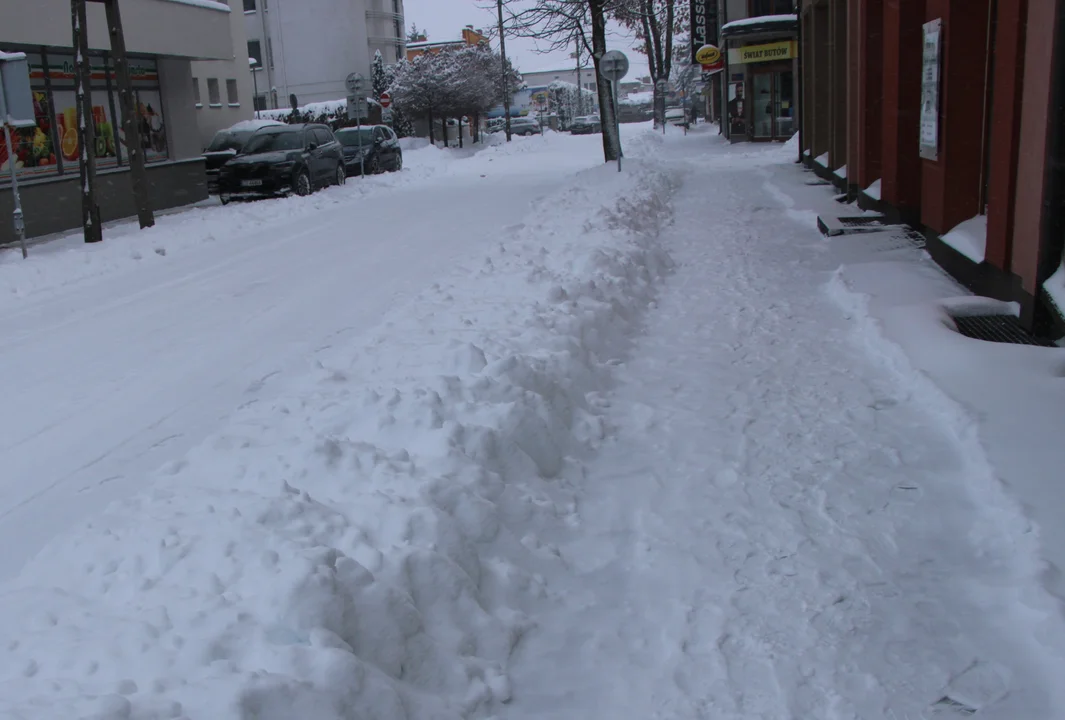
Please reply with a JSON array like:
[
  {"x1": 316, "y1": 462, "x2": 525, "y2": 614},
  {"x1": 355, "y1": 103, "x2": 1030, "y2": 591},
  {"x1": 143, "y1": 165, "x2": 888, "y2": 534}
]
[
  {"x1": 1042, "y1": 263, "x2": 1064, "y2": 316},
  {"x1": 0, "y1": 140, "x2": 678, "y2": 719},
  {"x1": 814, "y1": 152, "x2": 829, "y2": 167},
  {"x1": 833, "y1": 164, "x2": 847, "y2": 179},
  {"x1": 941, "y1": 214, "x2": 988, "y2": 263},
  {"x1": 864, "y1": 178, "x2": 882, "y2": 200}
]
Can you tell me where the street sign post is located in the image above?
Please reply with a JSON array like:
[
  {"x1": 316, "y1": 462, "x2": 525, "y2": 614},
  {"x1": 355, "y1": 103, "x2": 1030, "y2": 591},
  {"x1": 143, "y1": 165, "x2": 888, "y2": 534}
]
[
  {"x1": 346, "y1": 72, "x2": 367, "y2": 177},
  {"x1": 599, "y1": 50, "x2": 629, "y2": 172},
  {"x1": 0, "y1": 51, "x2": 35, "y2": 258}
]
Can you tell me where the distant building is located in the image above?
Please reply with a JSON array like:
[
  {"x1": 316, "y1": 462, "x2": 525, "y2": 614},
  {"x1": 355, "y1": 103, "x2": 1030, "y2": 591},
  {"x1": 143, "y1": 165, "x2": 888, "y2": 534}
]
[
  {"x1": 243, "y1": 0, "x2": 406, "y2": 110},
  {"x1": 406, "y1": 26, "x2": 486, "y2": 61}
]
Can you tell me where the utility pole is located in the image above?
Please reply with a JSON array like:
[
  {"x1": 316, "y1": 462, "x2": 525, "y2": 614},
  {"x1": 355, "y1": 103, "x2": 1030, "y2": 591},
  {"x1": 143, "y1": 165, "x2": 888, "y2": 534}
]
[
  {"x1": 496, "y1": 0, "x2": 512, "y2": 142},
  {"x1": 102, "y1": 0, "x2": 154, "y2": 230},
  {"x1": 574, "y1": 36, "x2": 583, "y2": 117},
  {"x1": 72, "y1": 0, "x2": 102, "y2": 243}
]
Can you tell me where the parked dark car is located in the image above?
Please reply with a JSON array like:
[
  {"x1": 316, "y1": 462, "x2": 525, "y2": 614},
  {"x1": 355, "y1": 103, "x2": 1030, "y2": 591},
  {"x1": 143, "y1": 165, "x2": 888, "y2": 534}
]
[
  {"x1": 216, "y1": 124, "x2": 345, "y2": 202},
  {"x1": 202, "y1": 119, "x2": 284, "y2": 194},
  {"x1": 334, "y1": 125, "x2": 403, "y2": 175},
  {"x1": 510, "y1": 117, "x2": 541, "y2": 136},
  {"x1": 570, "y1": 114, "x2": 601, "y2": 135}
]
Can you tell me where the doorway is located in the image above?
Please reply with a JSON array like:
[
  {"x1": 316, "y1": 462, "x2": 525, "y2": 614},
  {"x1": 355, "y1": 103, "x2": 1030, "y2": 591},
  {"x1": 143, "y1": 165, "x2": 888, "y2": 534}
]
[{"x1": 749, "y1": 67, "x2": 795, "y2": 141}]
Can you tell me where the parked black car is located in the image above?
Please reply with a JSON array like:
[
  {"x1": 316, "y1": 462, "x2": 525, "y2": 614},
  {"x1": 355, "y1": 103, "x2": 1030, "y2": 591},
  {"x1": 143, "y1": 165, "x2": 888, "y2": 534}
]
[
  {"x1": 202, "y1": 120, "x2": 284, "y2": 194},
  {"x1": 570, "y1": 114, "x2": 601, "y2": 135},
  {"x1": 334, "y1": 125, "x2": 403, "y2": 175},
  {"x1": 216, "y1": 124, "x2": 345, "y2": 202}
]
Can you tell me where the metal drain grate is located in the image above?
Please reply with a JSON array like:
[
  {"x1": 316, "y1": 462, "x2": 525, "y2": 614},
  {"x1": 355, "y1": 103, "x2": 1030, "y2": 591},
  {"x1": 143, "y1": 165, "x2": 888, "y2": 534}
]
[
  {"x1": 805, "y1": 180, "x2": 832, "y2": 186},
  {"x1": 839, "y1": 216, "x2": 885, "y2": 227},
  {"x1": 952, "y1": 315, "x2": 1057, "y2": 347}
]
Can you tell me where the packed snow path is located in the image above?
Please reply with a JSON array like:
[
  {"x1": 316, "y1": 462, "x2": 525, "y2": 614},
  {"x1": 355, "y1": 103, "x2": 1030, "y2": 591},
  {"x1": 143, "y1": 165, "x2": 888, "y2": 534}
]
[
  {"x1": 502, "y1": 140, "x2": 1065, "y2": 719},
  {"x1": 0, "y1": 141, "x2": 594, "y2": 581}
]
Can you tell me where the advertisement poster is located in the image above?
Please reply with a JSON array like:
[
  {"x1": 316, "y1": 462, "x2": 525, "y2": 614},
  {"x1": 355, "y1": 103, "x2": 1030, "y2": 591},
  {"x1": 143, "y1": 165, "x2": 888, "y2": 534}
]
[
  {"x1": 51, "y1": 91, "x2": 120, "y2": 170},
  {"x1": 920, "y1": 19, "x2": 942, "y2": 160},
  {"x1": 0, "y1": 91, "x2": 57, "y2": 179}
]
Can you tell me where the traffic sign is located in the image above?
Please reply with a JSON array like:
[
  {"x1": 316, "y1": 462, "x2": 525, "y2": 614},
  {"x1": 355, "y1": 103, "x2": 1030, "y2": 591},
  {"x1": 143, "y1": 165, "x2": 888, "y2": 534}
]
[
  {"x1": 346, "y1": 96, "x2": 367, "y2": 120},
  {"x1": 599, "y1": 50, "x2": 629, "y2": 82},
  {"x1": 379, "y1": 91, "x2": 391, "y2": 108},
  {"x1": 345, "y1": 72, "x2": 364, "y2": 94}
]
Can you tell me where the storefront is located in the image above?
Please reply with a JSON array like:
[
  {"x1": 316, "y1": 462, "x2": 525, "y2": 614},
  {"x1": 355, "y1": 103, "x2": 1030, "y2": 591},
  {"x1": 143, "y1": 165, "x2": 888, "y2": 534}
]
[
  {"x1": 0, "y1": 0, "x2": 234, "y2": 247},
  {"x1": 720, "y1": 15, "x2": 800, "y2": 143}
]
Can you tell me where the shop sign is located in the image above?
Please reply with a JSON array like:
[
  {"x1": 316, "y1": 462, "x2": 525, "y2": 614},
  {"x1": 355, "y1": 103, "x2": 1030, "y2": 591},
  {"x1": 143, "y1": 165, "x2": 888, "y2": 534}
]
[
  {"x1": 696, "y1": 44, "x2": 724, "y2": 74},
  {"x1": 689, "y1": 0, "x2": 720, "y2": 65},
  {"x1": 727, "y1": 40, "x2": 797, "y2": 65},
  {"x1": 920, "y1": 18, "x2": 942, "y2": 160}
]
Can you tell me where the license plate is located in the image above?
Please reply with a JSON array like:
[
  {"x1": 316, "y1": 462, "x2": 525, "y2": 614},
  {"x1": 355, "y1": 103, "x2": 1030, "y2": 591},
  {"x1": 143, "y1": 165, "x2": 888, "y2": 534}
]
[{"x1": 241, "y1": 179, "x2": 263, "y2": 188}]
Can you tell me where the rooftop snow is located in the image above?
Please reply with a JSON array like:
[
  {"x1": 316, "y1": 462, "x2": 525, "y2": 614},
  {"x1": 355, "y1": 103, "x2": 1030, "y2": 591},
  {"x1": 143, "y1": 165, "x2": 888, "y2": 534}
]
[
  {"x1": 0, "y1": 51, "x2": 28, "y2": 61},
  {"x1": 721, "y1": 14, "x2": 798, "y2": 32},
  {"x1": 160, "y1": 0, "x2": 231, "y2": 11}
]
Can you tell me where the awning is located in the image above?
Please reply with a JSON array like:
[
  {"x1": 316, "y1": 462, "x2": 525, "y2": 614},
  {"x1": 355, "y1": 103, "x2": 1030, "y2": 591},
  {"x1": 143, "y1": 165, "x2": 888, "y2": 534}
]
[{"x1": 720, "y1": 14, "x2": 798, "y2": 39}]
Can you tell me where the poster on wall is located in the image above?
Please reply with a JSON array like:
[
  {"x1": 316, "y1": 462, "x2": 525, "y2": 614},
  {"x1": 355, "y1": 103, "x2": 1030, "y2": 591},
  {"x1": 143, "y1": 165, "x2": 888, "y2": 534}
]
[
  {"x1": 920, "y1": 18, "x2": 942, "y2": 160},
  {"x1": 51, "y1": 90, "x2": 120, "y2": 170},
  {"x1": 0, "y1": 90, "x2": 57, "y2": 180}
]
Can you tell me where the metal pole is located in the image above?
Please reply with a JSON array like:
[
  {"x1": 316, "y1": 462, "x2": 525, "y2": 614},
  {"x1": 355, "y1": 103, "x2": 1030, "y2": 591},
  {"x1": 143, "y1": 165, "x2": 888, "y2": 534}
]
[
  {"x1": 3, "y1": 123, "x2": 28, "y2": 258},
  {"x1": 357, "y1": 105, "x2": 364, "y2": 177},
  {"x1": 613, "y1": 77, "x2": 622, "y2": 172},
  {"x1": 252, "y1": 69, "x2": 259, "y2": 118}
]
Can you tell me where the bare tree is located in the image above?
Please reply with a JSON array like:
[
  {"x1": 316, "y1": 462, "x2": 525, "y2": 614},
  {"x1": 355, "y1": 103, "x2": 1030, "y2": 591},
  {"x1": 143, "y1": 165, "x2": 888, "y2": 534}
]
[
  {"x1": 613, "y1": 0, "x2": 683, "y2": 129},
  {"x1": 495, "y1": 0, "x2": 624, "y2": 162}
]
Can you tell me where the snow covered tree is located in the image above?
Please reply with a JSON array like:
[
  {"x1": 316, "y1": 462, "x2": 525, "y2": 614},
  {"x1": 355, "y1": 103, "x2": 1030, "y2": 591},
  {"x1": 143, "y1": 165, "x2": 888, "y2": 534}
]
[
  {"x1": 548, "y1": 80, "x2": 598, "y2": 128},
  {"x1": 389, "y1": 52, "x2": 461, "y2": 145},
  {"x1": 372, "y1": 50, "x2": 390, "y2": 101},
  {"x1": 612, "y1": 0, "x2": 684, "y2": 128},
  {"x1": 407, "y1": 23, "x2": 426, "y2": 43}
]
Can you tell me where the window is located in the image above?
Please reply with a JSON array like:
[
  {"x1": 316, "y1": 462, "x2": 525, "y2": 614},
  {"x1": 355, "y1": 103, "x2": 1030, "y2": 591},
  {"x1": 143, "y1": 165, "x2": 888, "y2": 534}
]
[
  {"x1": 247, "y1": 40, "x2": 263, "y2": 67},
  {"x1": 243, "y1": 0, "x2": 255, "y2": 11},
  {"x1": 749, "y1": 0, "x2": 794, "y2": 15},
  {"x1": 207, "y1": 78, "x2": 221, "y2": 106},
  {"x1": 254, "y1": 95, "x2": 268, "y2": 111},
  {"x1": 374, "y1": 127, "x2": 388, "y2": 143},
  {"x1": 314, "y1": 127, "x2": 334, "y2": 146},
  {"x1": 193, "y1": 77, "x2": 201, "y2": 106},
  {"x1": 226, "y1": 79, "x2": 239, "y2": 106}
]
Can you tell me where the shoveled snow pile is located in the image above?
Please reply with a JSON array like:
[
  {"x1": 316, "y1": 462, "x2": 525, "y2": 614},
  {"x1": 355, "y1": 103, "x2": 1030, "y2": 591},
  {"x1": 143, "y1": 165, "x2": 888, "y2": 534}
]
[{"x1": 0, "y1": 148, "x2": 677, "y2": 718}]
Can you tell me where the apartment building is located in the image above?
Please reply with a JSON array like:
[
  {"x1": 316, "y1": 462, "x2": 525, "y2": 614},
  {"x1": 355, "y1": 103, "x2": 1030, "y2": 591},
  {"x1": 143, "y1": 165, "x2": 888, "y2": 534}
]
[
  {"x1": 243, "y1": 0, "x2": 405, "y2": 111},
  {"x1": 0, "y1": 0, "x2": 234, "y2": 245},
  {"x1": 191, "y1": 0, "x2": 256, "y2": 150}
]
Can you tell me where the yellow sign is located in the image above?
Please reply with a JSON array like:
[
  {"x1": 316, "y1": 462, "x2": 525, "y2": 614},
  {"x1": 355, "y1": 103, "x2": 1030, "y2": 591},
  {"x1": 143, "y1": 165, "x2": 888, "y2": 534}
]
[
  {"x1": 728, "y1": 40, "x2": 798, "y2": 64},
  {"x1": 695, "y1": 45, "x2": 721, "y2": 65}
]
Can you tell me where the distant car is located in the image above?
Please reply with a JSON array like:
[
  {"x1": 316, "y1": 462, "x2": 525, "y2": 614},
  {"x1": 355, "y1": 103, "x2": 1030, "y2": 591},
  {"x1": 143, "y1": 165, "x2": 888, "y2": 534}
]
[
  {"x1": 665, "y1": 107, "x2": 687, "y2": 127},
  {"x1": 510, "y1": 117, "x2": 541, "y2": 136},
  {"x1": 570, "y1": 114, "x2": 601, "y2": 135},
  {"x1": 486, "y1": 118, "x2": 506, "y2": 134},
  {"x1": 334, "y1": 125, "x2": 403, "y2": 175},
  {"x1": 202, "y1": 119, "x2": 284, "y2": 194},
  {"x1": 216, "y1": 123, "x2": 344, "y2": 202}
]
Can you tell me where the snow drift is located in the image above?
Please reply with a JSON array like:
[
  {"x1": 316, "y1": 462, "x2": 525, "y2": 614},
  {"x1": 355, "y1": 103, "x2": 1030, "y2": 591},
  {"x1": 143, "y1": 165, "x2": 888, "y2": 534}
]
[{"x1": 0, "y1": 145, "x2": 678, "y2": 718}]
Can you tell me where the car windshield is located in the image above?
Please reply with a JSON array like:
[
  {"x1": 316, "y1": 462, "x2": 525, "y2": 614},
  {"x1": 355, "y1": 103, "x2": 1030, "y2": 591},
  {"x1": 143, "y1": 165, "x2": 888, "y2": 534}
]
[
  {"x1": 336, "y1": 129, "x2": 376, "y2": 147},
  {"x1": 206, "y1": 131, "x2": 252, "y2": 153},
  {"x1": 242, "y1": 131, "x2": 303, "y2": 153},
  {"x1": 665, "y1": 109, "x2": 684, "y2": 117}
]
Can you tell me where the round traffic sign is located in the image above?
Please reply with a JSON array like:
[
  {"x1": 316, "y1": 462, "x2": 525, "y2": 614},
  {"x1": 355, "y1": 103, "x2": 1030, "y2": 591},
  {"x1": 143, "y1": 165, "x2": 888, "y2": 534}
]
[
  {"x1": 599, "y1": 50, "x2": 630, "y2": 82},
  {"x1": 380, "y1": 92, "x2": 391, "y2": 108},
  {"x1": 345, "y1": 72, "x2": 364, "y2": 93}
]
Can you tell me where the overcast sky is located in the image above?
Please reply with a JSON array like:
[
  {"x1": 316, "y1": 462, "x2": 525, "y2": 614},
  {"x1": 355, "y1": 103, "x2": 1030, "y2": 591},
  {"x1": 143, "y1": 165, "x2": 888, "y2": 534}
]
[{"x1": 402, "y1": 0, "x2": 649, "y2": 77}]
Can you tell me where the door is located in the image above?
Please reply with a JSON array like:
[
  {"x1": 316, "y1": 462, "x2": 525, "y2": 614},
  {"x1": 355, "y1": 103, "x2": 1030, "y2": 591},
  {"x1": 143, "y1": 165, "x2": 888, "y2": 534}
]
[
  {"x1": 313, "y1": 127, "x2": 335, "y2": 182},
  {"x1": 751, "y1": 72, "x2": 774, "y2": 140},
  {"x1": 775, "y1": 71, "x2": 795, "y2": 139}
]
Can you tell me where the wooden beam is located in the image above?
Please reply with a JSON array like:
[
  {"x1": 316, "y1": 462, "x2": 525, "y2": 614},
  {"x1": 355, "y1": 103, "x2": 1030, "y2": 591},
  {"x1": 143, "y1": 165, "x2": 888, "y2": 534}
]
[{"x1": 72, "y1": 0, "x2": 102, "y2": 243}]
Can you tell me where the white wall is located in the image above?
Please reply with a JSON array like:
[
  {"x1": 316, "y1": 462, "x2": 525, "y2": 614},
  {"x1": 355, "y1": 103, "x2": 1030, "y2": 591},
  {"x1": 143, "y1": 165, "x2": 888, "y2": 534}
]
[
  {"x1": 0, "y1": 0, "x2": 232, "y2": 60},
  {"x1": 191, "y1": 0, "x2": 255, "y2": 149},
  {"x1": 242, "y1": 0, "x2": 373, "y2": 109},
  {"x1": 365, "y1": 0, "x2": 406, "y2": 64},
  {"x1": 158, "y1": 58, "x2": 203, "y2": 161}
]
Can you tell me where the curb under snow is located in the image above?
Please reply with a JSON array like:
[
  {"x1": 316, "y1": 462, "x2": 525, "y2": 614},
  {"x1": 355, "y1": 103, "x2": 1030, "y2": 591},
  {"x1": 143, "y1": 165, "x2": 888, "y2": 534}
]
[{"x1": 0, "y1": 140, "x2": 679, "y2": 719}]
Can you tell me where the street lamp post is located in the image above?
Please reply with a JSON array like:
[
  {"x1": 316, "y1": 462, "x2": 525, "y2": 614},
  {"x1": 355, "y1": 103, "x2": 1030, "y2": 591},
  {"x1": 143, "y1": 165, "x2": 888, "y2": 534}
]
[{"x1": 249, "y1": 57, "x2": 259, "y2": 118}]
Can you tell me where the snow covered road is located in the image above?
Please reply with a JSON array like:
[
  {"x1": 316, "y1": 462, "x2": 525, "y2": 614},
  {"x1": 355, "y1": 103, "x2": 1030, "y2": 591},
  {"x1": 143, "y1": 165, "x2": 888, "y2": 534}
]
[{"x1": 0, "y1": 139, "x2": 595, "y2": 581}]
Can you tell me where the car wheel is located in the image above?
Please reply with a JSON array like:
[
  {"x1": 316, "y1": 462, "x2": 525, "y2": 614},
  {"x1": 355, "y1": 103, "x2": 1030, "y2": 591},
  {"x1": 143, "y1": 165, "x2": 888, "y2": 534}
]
[
  {"x1": 394, "y1": 154, "x2": 403, "y2": 171},
  {"x1": 368, "y1": 156, "x2": 381, "y2": 175},
  {"x1": 335, "y1": 163, "x2": 346, "y2": 186},
  {"x1": 293, "y1": 170, "x2": 312, "y2": 197},
  {"x1": 219, "y1": 194, "x2": 231, "y2": 206}
]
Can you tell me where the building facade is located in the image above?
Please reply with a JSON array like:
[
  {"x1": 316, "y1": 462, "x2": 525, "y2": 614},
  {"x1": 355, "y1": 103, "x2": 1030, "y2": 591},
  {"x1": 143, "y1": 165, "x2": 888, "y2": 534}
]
[
  {"x1": 191, "y1": 0, "x2": 256, "y2": 150},
  {"x1": 243, "y1": 0, "x2": 405, "y2": 110},
  {"x1": 406, "y1": 27, "x2": 486, "y2": 61},
  {"x1": 718, "y1": 0, "x2": 799, "y2": 142},
  {"x1": 801, "y1": 0, "x2": 1065, "y2": 335},
  {"x1": 0, "y1": 0, "x2": 234, "y2": 246}
]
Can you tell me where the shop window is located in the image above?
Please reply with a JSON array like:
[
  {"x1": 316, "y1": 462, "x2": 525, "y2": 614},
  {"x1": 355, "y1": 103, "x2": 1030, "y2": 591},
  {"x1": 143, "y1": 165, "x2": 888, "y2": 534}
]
[
  {"x1": 243, "y1": 0, "x2": 255, "y2": 11},
  {"x1": 226, "y1": 79, "x2": 239, "y2": 106},
  {"x1": 0, "y1": 83, "x2": 60, "y2": 183},
  {"x1": 207, "y1": 78, "x2": 221, "y2": 107},
  {"x1": 247, "y1": 40, "x2": 263, "y2": 68},
  {"x1": 193, "y1": 77, "x2": 201, "y2": 106},
  {"x1": 254, "y1": 95, "x2": 268, "y2": 111}
]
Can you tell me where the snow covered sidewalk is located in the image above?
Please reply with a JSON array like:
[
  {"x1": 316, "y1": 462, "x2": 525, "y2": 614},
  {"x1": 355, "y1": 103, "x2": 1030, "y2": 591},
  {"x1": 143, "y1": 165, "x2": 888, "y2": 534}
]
[{"x1": 501, "y1": 137, "x2": 1065, "y2": 719}]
